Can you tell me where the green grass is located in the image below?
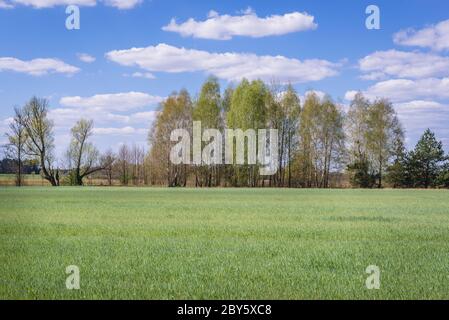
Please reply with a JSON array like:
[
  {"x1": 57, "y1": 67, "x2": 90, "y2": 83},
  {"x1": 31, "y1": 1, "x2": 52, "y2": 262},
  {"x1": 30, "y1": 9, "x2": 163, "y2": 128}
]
[{"x1": 1, "y1": 187, "x2": 449, "y2": 299}]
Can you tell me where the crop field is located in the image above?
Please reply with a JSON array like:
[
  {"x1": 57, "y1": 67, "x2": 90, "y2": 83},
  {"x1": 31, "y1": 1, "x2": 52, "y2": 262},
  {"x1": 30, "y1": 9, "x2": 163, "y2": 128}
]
[{"x1": 1, "y1": 187, "x2": 449, "y2": 299}]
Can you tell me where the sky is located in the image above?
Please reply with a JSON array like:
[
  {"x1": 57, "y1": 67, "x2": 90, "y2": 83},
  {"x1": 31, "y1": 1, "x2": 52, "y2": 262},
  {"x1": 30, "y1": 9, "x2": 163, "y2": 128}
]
[{"x1": 1, "y1": 0, "x2": 449, "y2": 157}]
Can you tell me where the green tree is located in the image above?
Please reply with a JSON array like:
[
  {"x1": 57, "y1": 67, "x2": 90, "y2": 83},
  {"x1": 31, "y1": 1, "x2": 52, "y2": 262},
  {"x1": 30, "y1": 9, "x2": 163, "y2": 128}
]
[
  {"x1": 347, "y1": 159, "x2": 376, "y2": 188},
  {"x1": 365, "y1": 99, "x2": 403, "y2": 188},
  {"x1": 148, "y1": 89, "x2": 193, "y2": 187},
  {"x1": 192, "y1": 77, "x2": 222, "y2": 187},
  {"x1": 279, "y1": 84, "x2": 301, "y2": 187},
  {"x1": 346, "y1": 93, "x2": 371, "y2": 188},
  {"x1": 297, "y1": 93, "x2": 345, "y2": 188},
  {"x1": 437, "y1": 161, "x2": 449, "y2": 188},
  {"x1": 386, "y1": 126, "x2": 410, "y2": 188},
  {"x1": 227, "y1": 79, "x2": 268, "y2": 187},
  {"x1": 408, "y1": 129, "x2": 445, "y2": 188}
]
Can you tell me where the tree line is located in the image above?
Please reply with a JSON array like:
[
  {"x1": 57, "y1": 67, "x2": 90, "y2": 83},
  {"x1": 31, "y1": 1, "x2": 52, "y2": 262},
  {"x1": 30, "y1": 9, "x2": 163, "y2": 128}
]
[{"x1": 2, "y1": 77, "x2": 449, "y2": 188}]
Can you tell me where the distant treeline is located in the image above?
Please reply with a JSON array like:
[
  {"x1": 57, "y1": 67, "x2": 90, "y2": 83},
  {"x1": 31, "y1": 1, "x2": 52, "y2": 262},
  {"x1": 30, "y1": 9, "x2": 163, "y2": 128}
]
[
  {"x1": 0, "y1": 158, "x2": 39, "y2": 175},
  {"x1": 2, "y1": 77, "x2": 449, "y2": 188}
]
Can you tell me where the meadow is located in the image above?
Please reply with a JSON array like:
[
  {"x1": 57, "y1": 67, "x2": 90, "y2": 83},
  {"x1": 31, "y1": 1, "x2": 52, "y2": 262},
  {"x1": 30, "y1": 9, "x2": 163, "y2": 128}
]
[{"x1": 0, "y1": 187, "x2": 449, "y2": 299}]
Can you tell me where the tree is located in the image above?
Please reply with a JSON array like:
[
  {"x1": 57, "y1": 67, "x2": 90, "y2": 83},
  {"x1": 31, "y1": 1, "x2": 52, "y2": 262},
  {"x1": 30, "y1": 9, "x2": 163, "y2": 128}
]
[
  {"x1": 101, "y1": 149, "x2": 116, "y2": 186},
  {"x1": 266, "y1": 83, "x2": 301, "y2": 187},
  {"x1": 66, "y1": 119, "x2": 105, "y2": 186},
  {"x1": 386, "y1": 126, "x2": 410, "y2": 188},
  {"x1": 408, "y1": 129, "x2": 445, "y2": 188},
  {"x1": 4, "y1": 107, "x2": 28, "y2": 186},
  {"x1": 365, "y1": 99, "x2": 403, "y2": 188},
  {"x1": 227, "y1": 79, "x2": 268, "y2": 187},
  {"x1": 347, "y1": 159, "x2": 376, "y2": 188},
  {"x1": 148, "y1": 89, "x2": 192, "y2": 187},
  {"x1": 192, "y1": 77, "x2": 222, "y2": 187},
  {"x1": 297, "y1": 93, "x2": 345, "y2": 188},
  {"x1": 20, "y1": 97, "x2": 59, "y2": 186},
  {"x1": 346, "y1": 94, "x2": 403, "y2": 188},
  {"x1": 129, "y1": 144, "x2": 145, "y2": 185},
  {"x1": 346, "y1": 93, "x2": 370, "y2": 164},
  {"x1": 437, "y1": 161, "x2": 449, "y2": 188},
  {"x1": 117, "y1": 144, "x2": 131, "y2": 185},
  {"x1": 346, "y1": 93, "x2": 371, "y2": 188},
  {"x1": 281, "y1": 85, "x2": 301, "y2": 188}
]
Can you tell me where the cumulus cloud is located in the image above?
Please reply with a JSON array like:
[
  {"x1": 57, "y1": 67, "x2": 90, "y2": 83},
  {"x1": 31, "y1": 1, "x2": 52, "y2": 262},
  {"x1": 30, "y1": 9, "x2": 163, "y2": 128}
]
[
  {"x1": 106, "y1": 43, "x2": 340, "y2": 83},
  {"x1": 1, "y1": 0, "x2": 141, "y2": 9},
  {"x1": 8, "y1": 0, "x2": 96, "y2": 8},
  {"x1": 49, "y1": 107, "x2": 157, "y2": 129},
  {"x1": 59, "y1": 91, "x2": 164, "y2": 112},
  {"x1": 393, "y1": 100, "x2": 449, "y2": 149},
  {"x1": 0, "y1": 0, "x2": 13, "y2": 8},
  {"x1": 345, "y1": 78, "x2": 449, "y2": 102},
  {"x1": 394, "y1": 100, "x2": 444, "y2": 112},
  {"x1": 0, "y1": 57, "x2": 79, "y2": 76},
  {"x1": 162, "y1": 9, "x2": 317, "y2": 40},
  {"x1": 358, "y1": 50, "x2": 449, "y2": 80},
  {"x1": 129, "y1": 72, "x2": 155, "y2": 79},
  {"x1": 393, "y1": 19, "x2": 449, "y2": 51},
  {"x1": 296, "y1": 90, "x2": 327, "y2": 105},
  {"x1": 93, "y1": 126, "x2": 147, "y2": 135},
  {"x1": 102, "y1": 0, "x2": 141, "y2": 9},
  {"x1": 344, "y1": 90, "x2": 359, "y2": 101},
  {"x1": 77, "y1": 53, "x2": 96, "y2": 63}
]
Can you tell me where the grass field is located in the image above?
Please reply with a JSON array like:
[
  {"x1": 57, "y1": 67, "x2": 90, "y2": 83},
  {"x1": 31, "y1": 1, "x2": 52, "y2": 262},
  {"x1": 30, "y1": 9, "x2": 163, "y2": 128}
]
[{"x1": 1, "y1": 187, "x2": 449, "y2": 300}]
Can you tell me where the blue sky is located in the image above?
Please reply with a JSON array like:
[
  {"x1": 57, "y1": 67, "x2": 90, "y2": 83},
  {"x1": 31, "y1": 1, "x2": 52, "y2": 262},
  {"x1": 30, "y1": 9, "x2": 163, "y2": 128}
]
[{"x1": 1, "y1": 0, "x2": 449, "y2": 156}]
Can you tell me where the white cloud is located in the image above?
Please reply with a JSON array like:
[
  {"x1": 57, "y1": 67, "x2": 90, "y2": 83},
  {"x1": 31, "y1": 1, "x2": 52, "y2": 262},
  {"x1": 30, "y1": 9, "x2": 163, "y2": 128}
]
[
  {"x1": 93, "y1": 126, "x2": 147, "y2": 135},
  {"x1": 0, "y1": 117, "x2": 12, "y2": 135},
  {"x1": 394, "y1": 19, "x2": 449, "y2": 51},
  {"x1": 393, "y1": 100, "x2": 449, "y2": 149},
  {"x1": 345, "y1": 78, "x2": 449, "y2": 102},
  {"x1": 0, "y1": 0, "x2": 13, "y2": 8},
  {"x1": 102, "y1": 0, "x2": 141, "y2": 9},
  {"x1": 49, "y1": 107, "x2": 157, "y2": 129},
  {"x1": 129, "y1": 111, "x2": 158, "y2": 123},
  {"x1": 0, "y1": 57, "x2": 79, "y2": 76},
  {"x1": 1, "y1": 0, "x2": 141, "y2": 9},
  {"x1": 297, "y1": 90, "x2": 327, "y2": 105},
  {"x1": 359, "y1": 50, "x2": 449, "y2": 80},
  {"x1": 77, "y1": 53, "x2": 96, "y2": 63},
  {"x1": 162, "y1": 9, "x2": 317, "y2": 40},
  {"x1": 395, "y1": 100, "x2": 444, "y2": 112},
  {"x1": 344, "y1": 90, "x2": 358, "y2": 101},
  {"x1": 106, "y1": 43, "x2": 340, "y2": 83},
  {"x1": 130, "y1": 72, "x2": 155, "y2": 79},
  {"x1": 9, "y1": 0, "x2": 96, "y2": 8},
  {"x1": 59, "y1": 91, "x2": 164, "y2": 112}
]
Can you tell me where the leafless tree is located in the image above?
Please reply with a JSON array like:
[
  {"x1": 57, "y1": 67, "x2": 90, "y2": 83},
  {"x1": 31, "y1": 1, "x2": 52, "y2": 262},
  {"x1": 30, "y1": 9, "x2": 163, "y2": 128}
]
[
  {"x1": 20, "y1": 97, "x2": 59, "y2": 186},
  {"x1": 66, "y1": 119, "x2": 109, "y2": 185},
  {"x1": 4, "y1": 107, "x2": 28, "y2": 186}
]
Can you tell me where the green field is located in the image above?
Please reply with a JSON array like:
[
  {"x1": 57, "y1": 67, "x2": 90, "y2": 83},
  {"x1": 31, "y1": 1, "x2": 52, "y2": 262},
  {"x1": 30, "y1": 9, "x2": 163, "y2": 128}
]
[{"x1": 1, "y1": 187, "x2": 449, "y2": 299}]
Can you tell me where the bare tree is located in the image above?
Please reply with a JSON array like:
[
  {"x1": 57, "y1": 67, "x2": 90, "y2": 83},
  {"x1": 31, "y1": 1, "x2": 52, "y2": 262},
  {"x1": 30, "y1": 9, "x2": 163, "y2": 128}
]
[
  {"x1": 117, "y1": 144, "x2": 131, "y2": 185},
  {"x1": 66, "y1": 119, "x2": 111, "y2": 186},
  {"x1": 4, "y1": 107, "x2": 28, "y2": 186},
  {"x1": 21, "y1": 97, "x2": 59, "y2": 186},
  {"x1": 101, "y1": 149, "x2": 116, "y2": 186}
]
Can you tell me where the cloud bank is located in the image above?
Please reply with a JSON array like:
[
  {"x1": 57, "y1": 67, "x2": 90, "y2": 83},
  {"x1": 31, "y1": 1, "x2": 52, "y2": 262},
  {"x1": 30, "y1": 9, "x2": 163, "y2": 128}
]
[
  {"x1": 394, "y1": 18, "x2": 449, "y2": 51},
  {"x1": 0, "y1": 57, "x2": 79, "y2": 76},
  {"x1": 1, "y1": 0, "x2": 141, "y2": 9},
  {"x1": 106, "y1": 43, "x2": 340, "y2": 83}
]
